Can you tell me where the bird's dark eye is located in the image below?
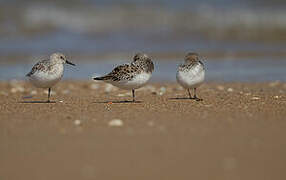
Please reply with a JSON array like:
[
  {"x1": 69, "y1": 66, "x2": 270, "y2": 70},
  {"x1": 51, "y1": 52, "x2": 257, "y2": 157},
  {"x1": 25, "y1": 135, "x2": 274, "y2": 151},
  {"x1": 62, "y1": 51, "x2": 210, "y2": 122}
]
[{"x1": 60, "y1": 56, "x2": 64, "y2": 60}]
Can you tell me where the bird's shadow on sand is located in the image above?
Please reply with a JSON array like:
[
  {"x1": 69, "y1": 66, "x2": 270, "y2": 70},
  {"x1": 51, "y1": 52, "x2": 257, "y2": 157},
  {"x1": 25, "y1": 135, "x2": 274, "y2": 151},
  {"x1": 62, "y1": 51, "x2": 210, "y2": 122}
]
[
  {"x1": 169, "y1": 97, "x2": 203, "y2": 101},
  {"x1": 18, "y1": 101, "x2": 56, "y2": 104},
  {"x1": 93, "y1": 100, "x2": 142, "y2": 104}
]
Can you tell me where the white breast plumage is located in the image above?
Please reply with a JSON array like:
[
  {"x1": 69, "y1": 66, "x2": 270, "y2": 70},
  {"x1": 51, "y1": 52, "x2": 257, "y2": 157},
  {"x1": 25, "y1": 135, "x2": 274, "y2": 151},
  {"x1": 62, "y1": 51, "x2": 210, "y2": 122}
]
[
  {"x1": 28, "y1": 64, "x2": 64, "y2": 88},
  {"x1": 176, "y1": 64, "x2": 205, "y2": 89},
  {"x1": 111, "y1": 72, "x2": 152, "y2": 90}
]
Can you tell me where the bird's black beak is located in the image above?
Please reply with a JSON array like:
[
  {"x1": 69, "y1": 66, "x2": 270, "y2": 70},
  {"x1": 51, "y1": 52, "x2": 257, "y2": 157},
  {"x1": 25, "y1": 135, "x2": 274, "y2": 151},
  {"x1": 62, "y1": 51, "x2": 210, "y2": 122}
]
[{"x1": 66, "y1": 60, "x2": 75, "y2": 66}]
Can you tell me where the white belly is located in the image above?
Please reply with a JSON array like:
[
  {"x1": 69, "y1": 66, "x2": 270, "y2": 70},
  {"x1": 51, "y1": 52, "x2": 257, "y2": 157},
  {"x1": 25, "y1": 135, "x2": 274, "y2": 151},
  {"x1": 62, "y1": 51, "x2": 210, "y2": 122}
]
[
  {"x1": 176, "y1": 65, "x2": 205, "y2": 89},
  {"x1": 110, "y1": 72, "x2": 152, "y2": 90},
  {"x1": 28, "y1": 66, "x2": 64, "y2": 88}
]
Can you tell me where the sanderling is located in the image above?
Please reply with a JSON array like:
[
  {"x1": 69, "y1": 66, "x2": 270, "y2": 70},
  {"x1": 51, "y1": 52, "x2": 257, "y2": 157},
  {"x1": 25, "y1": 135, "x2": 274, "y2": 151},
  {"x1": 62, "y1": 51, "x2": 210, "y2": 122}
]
[
  {"x1": 176, "y1": 52, "x2": 205, "y2": 101},
  {"x1": 26, "y1": 52, "x2": 75, "y2": 102},
  {"x1": 94, "y1": 53, "x2": 154, "y2": 102}
]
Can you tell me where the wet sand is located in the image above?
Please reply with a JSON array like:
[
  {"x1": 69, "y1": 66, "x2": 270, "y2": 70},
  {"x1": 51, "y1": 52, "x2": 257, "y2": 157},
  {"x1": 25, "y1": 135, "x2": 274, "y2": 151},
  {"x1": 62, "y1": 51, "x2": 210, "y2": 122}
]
[{"x1": 1, "y1": 81, "x2": 286, "y2": 179}]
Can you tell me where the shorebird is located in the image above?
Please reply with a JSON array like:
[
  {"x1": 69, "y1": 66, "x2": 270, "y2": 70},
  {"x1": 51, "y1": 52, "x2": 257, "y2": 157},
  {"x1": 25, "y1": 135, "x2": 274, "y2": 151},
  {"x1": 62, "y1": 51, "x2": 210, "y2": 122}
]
[
  {"x1": 26, "y1": 52, "x2": 75, "y2": 102},
  {"x1": 176, "y1": 52, "x2": 205, "y2": 101},
  {"x1": 94, "y1": 53, "x2": 154, "y2": 102}
]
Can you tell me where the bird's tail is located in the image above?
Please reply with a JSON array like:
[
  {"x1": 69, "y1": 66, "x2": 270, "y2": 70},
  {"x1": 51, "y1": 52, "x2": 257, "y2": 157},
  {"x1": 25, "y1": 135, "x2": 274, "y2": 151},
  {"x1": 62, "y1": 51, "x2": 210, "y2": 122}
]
[
  {"x1": 93, "y1": 76, "x2": 105, "y2": 80},
  {"x1": 26, "y1": 72, "x2": 32, "y2": 77},
  {"x1": 94, "y1": 74, "x2": 113, "y2": 81}
]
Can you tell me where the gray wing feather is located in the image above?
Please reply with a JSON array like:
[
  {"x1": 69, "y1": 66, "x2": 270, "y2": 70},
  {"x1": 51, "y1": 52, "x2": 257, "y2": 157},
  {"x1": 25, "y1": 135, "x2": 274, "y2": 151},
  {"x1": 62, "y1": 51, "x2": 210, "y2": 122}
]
[{"x1": 26, "y1": 59, "x2": 49, "y2": 77}]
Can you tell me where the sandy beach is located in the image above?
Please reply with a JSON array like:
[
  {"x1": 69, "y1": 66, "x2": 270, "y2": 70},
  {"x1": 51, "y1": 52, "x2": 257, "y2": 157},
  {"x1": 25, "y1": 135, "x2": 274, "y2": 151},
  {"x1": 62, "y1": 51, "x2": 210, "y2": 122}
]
[
  {"x1": 1, "y1": 0, "x2": 286, "y2": 179},
  {"x1": 0, "y1": 81, "x2": 286, "y2": 179}
]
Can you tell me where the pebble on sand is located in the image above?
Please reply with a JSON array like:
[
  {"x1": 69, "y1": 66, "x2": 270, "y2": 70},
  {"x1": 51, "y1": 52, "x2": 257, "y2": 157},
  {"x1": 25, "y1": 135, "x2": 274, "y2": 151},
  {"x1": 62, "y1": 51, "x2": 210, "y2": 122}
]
[
  {"x1": 108, "y1": 119, "x2": 123, "y2": 127},
  {"x1": 74, "y1": 120, "x2": 82, "y2": 126},
  {"x1": 227, "y1": 88, "x2": 234, "y2": 92}
]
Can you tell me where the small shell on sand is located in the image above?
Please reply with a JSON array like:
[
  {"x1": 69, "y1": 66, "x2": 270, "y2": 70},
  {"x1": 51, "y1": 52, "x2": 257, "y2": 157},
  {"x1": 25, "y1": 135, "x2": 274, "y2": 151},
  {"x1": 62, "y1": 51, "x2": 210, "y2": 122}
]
[
  {"x1": 108, "y1": 119, "x2": 123, "y2": 127},
  {"x1": 152, "y1": 87, "x2": 167, "y2": 96},
  {"x1": 159, "y1": 87, "x2": 166, "y2": 93},
  {"x1": 251, "y1": 97, "x2": 260, "y2": 100}
]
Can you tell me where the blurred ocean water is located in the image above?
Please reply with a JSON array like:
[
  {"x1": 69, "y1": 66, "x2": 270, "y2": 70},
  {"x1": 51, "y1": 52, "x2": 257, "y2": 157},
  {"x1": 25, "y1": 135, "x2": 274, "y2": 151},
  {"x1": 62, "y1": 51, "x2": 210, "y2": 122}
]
[
  {"x1": 0, "y1": 0, "x2": 285, "y2": 81},
  {"x1": 1, "y1": 0, "x2": 286, "y2": 55}
]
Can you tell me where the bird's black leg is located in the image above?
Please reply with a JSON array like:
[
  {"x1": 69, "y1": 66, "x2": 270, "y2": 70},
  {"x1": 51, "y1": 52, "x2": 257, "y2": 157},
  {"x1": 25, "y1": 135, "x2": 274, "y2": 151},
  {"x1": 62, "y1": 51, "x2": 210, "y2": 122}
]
[
  {"x1": 187, "y1": 88, "x2": 192, "y2": 99},
  {"x1": 132, "y1": 89, "x2": 135, "y2": 102},
  {"x1": 194, "y1": 88, "x2": 203, "y2": 101},
  {"x1": 47, "y1": 88, "x2": 51, "y2": 103}
]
